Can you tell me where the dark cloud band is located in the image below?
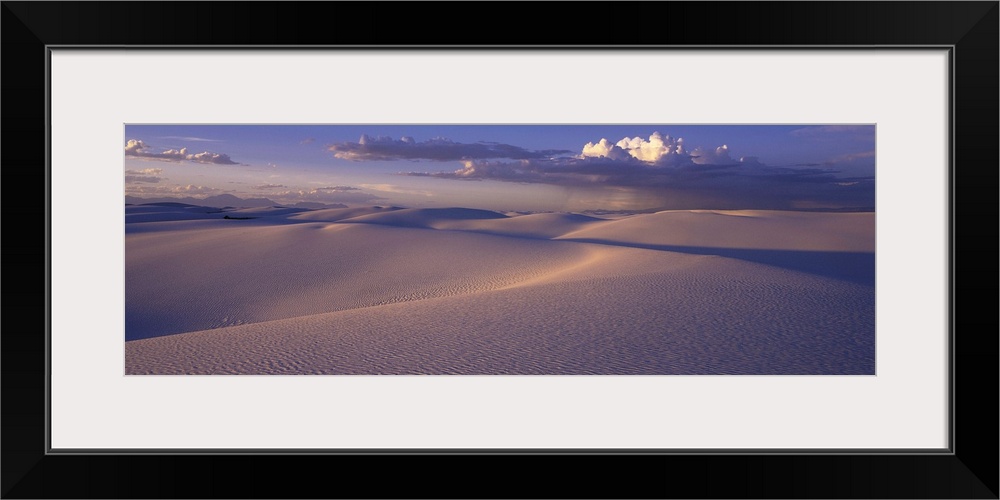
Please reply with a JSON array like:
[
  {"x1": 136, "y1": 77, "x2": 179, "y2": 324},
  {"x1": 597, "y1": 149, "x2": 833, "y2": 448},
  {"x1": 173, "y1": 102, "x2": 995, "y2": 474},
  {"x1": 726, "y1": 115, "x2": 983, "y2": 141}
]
[
  {"x1": 329, "y1": 135, "x2": 571, "y2": 162},
  {"x1": 404, "y1": 155, "x2": 874, "y2": 210}
]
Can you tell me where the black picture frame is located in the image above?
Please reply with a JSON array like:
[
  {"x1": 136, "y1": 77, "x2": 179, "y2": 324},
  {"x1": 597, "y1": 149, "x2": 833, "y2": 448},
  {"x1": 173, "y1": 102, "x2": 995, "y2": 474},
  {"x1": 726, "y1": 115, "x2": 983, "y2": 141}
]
[{"x1": 3, "y1": 2, "x2": 996, "y2": 498}]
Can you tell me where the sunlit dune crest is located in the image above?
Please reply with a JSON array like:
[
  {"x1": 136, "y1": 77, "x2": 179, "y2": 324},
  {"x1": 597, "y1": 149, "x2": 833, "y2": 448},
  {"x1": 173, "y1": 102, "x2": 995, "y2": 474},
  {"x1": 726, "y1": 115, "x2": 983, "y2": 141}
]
[{"x1": 558, "y1": 210, "x2": 875, "y2": 252}]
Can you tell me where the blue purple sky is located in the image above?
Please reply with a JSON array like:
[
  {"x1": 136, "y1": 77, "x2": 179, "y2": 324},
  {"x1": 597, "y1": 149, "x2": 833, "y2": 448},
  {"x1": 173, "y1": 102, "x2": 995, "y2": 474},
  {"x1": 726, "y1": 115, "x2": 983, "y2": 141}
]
[{"x1": 124, "y1": 125, "x2": 875, "y2": 212}]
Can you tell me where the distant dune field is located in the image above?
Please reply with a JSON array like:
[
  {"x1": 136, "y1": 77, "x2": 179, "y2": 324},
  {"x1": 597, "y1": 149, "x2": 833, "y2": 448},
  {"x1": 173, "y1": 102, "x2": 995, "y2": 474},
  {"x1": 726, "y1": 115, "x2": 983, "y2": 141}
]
[{"x1": 124, "y1": 204, "x2": 876, "y2": 375}]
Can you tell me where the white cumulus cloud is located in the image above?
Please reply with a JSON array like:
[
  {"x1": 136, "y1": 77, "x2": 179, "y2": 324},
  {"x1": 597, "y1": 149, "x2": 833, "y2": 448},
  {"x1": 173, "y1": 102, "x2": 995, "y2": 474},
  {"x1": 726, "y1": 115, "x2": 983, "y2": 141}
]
[
  {"x1": 616, "y1": 132, "x2": 686, "y2": 163},
  {"x1": 581, "y1": 138, "x2": 632, "y2": 161},
  {"x1": 581, "y1": 133, "x2": 749, "y2": 167},
  {"x1": 690, "y1": 144, "x2": 734, "y2": 165}
]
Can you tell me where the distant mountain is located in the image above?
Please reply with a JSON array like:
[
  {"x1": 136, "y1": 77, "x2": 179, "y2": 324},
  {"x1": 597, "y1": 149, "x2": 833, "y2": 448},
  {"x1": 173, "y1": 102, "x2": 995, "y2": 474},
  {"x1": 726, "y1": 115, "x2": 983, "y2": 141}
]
[
  {"x1": 125, "y1": 194, "x2": 347, "y2": 209},
  {"x1": 125, "y1": 194, "x2": 277, "y2": 208}
]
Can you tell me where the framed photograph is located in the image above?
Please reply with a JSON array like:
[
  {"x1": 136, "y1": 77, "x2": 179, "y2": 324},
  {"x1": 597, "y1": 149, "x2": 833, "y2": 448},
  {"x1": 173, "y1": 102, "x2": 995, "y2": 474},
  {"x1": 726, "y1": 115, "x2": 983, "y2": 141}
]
[{"x1": 4, "y1": 2, "x2": 996, "y2": 498}]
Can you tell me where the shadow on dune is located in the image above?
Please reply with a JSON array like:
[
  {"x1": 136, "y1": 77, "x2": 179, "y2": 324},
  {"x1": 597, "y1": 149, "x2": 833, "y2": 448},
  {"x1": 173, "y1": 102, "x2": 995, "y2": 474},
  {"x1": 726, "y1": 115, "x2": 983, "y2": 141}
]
[
  {"x1": 337, "y1": 207, "x2": 508, "y2": 229},
  {"x1": 560, "y1": 238, "x2": 875, "y2": 286}
]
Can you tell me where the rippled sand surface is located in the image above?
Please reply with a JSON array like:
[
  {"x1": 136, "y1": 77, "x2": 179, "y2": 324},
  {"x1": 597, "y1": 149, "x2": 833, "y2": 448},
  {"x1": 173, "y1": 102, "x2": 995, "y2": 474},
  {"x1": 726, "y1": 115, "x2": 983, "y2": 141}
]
[{"x1": 125, "y1": 205, "x2": 875, "y2": 375}]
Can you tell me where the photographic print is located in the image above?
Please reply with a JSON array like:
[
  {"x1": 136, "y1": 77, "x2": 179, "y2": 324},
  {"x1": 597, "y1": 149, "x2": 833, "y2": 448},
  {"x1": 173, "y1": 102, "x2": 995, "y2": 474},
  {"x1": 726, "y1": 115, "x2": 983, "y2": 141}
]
[{"x1": 124, "y1": 124, "x2": 876, "y2": 375}]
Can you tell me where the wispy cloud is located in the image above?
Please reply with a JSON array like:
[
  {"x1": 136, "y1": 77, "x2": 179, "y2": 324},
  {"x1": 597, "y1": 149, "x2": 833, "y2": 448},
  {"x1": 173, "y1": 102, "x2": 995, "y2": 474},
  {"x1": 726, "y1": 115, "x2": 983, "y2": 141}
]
[
  {"x1": 359, "y1": 183, "x2": 434, "y2": 197},
  {"x1": 329, "y1": 135, "x2": 572, "y2": 162},
  {"x1": 124, "y1": 167, "x2": 164, "y2": 184},
  {"x1": 125, "y1": 184, "x2": 221, "y2": 196},
  {"x1": 300, "y1": 138, "x2": 316, "y2": 145},
  {"x1": 125, "y1": 139, "x2": 239, "y2": 165},
  {"x1": 125, "y1": 168, "x2": 163, "y2": 175},
  {"x1": 124, "y1": 175, "x2": 162, "y2": 184},
  {"x1": 789, "y1": 125, "x2": 875, "y2": 138},
  {"x1": 826, "y1": 150, "x2": 876, "y2": 164},
  {"x1": 158, "y1": 136, "x2": 221, "y2": 142},
  {"x1": 274, "y1": 188, "x2": 384, "y2": 205},
  {"x1": 252, "y1": 183, "x2": 287, "y2": 190}
]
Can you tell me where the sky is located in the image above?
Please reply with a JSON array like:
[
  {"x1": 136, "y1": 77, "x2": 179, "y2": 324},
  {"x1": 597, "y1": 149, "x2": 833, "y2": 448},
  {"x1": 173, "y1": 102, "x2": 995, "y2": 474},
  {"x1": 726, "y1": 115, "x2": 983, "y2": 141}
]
[{"x1": 124, "y1": 125, "x2": 876, "y2": 212}]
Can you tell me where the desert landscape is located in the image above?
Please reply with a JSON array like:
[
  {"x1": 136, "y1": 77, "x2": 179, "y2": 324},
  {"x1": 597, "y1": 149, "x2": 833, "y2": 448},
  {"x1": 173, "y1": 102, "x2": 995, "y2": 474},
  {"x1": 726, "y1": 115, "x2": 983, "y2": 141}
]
[
  {"x1": 124, "y1": 124, "x2": 876, "y2": 375},
  {"x1": 124, "y1": 203, "x2": 875, "y2": 375}
]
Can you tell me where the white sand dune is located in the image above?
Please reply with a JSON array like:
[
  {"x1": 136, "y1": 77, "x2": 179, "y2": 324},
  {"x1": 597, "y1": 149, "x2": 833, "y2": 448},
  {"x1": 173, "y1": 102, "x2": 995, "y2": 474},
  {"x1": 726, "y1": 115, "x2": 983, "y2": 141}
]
[
  {"x1": 285, "y1": 205, "x2": 403, "y2": 222},
  {"x1": 125, "y1": 203, "x2": 226, "y2": 223},
  {"x1": 224, "y1": 206, "x2": 313, "y2": 217},
  {"x1": 558, "y1": 210, "x2": 875, "y2": 252},
  {"x1": 124, "y1": 205, "x2": 876, "y2": 375},
  {"x1": 432, "y1": 212, "x2": 608, "y2": 239},
  {"x1": 125, "y1": 222, "x2": 594, "y2": 340},
  {"x1": 339, "y1": 207, "x2": 510, "y2": 229}
]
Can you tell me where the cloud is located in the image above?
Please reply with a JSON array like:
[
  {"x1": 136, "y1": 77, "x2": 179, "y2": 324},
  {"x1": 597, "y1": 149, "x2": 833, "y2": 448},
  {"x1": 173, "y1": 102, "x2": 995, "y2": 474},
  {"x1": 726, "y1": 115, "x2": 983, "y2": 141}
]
[
  {"x1": 406, "y1": 132, "x2": 699, "y2": 186},
  {"x1": 124, "y1": 167, "x2": 164, "y2": 184},
  {"x1": 158, "y1": 136, "x2": 220, "y2": 142},
  {"x1": 252, "y1": 183, "x2": 287, "y2": 190},
  {"x1": 580, "y1": 132, "x2": 740, "y2": 167},
  {"x1": 300, "y1": 138, "x2": 316, "y2": 145},
  {"x1": 412, "y1": 132, "x2": 746, "y2": 185},
  {"x1": 613, "y1": 133, "x2": 690, "y2": 165},
  {"x1": 125, "y1": 139, "x2": 239, "y2": 165},
  {"x1": 125, "y1": 139, "x2": 170, "y2": 157},
  {"x1": 690, "y1": 144, "x2": 735, "y2": 165},
  {"x1": 187, "y1": 151, "x2": 238, "y2": 165},
  {"x1": 125, "y1": 168, "x2": 163, "y2": 175},
  {"x1": 274, "y1": 188, "x2": 384, "y2": 205},
  {"x1": 125, "y1": 184, "x2": 221, "y2": 196},
  {"x1": 409, "y1": 160, "x2": 540, "y2": 183},
  {"x1": 581, "y1": 138, "x2": 633, "y2": 161},
  {"x1": 403, "y1": 131, "x2": 875, "y2": 210},
  {"x1": 827, "y1": 150, "x2": 876, "y2": 164},
  {"x1": 124, "y1": 175, "x2": 161, "y2": 184},
  {"x1": 315, "y1": 186, "x2": 361, "y2": 192},
  {"x1": 316, "y1": 130, "x2": 875, "y2": 209},
  {"x1": 329, "y1": 135, "x2": 572, "y2": 162},
  {"x1": 414, "y1": 156, "x2": 727, "y2": 186},
  {"x1": 789, "y1": 125, "x2": 875, "y2": 138},
  {"x1": 172, "y1": 185, "x2": 221, "y2": 194},
  {"x1": 358, "y1": 184, "x2": 434, "y2": 197},
  {"x1": 412, "y1": 131, "x2": 863, "y2": 178}
]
